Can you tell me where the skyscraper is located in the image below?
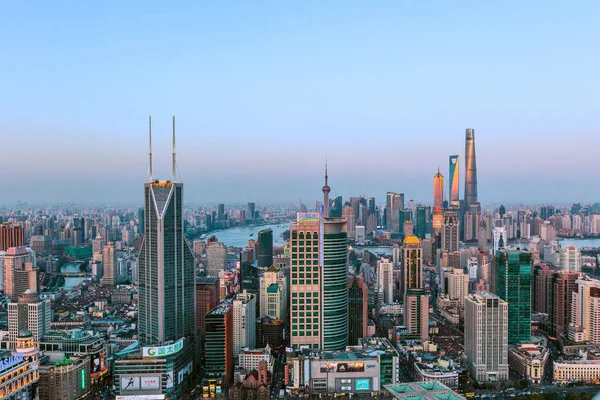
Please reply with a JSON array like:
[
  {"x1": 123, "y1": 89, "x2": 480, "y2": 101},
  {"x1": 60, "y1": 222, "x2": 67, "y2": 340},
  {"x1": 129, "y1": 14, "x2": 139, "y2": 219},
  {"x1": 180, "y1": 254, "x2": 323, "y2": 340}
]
[
  {"x1": 495, "y1": 250, "x2": 532, "y2": 344},
  {"x1": 441, "y1": 209, "x2": 459, "y2": 252},
  {"x1": 233, "y1": 290, "x2": 256, "y2": 358},
  {"x1": 464, "y1": 292, "x2": 509, "y2": 383},
  {"x1": 2, "y1": 246, "x2": 37, "y2": 299},
  {"x1": 433, "y1": 169, "x2": 444, "y2": 211},
  {"x1": 138, "y1": 117, "x2": 195, "y2": 346},
  {"x1": 347, "y1": 275, "x2": 368, "y2": 346},
  {"x1": 290, "y1": 211, "x2": 348, "y2": 351},
  {"x1": 569, "y1": 275, "x2": 600, "y2": 343},
  {"x1": 8, "y1": 289, "x2": 51, "y2": 347},
  {"x1": 257, "y1": 228, "x2": 273, "y2": 268},
  {"x1": 322, "y1": 161, "x2": 330, "y2": 218},
  {"x1": 0, "y1": 223, "x2": 25, "y2": 251},
  {"x1": 386, "y1": 192, "x2": 404, "y2": 232},
  {"x1": 464, "y1": 129, "x2": 478, "y2": 207},
  {"x1": 205, "y1": 303, "x2": 234, "y2": 386},
  {"x1": 448, "y1": 155, "x2": 460, "y2": 207},
  {"x1": 403, "y1": 236, "x2": 429, "y2": 339},
  {"x1": 377, "y1": 258, "x2": 394, "y2": 305},
  {"x1": 101, "y1": 242, "x2": 116, "y2": 286}
]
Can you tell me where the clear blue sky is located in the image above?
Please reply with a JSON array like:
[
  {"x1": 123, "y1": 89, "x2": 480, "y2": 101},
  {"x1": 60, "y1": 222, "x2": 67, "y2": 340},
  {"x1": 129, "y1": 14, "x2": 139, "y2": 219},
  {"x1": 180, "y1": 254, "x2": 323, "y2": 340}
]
[{"x1": 1, "y1": 1, "x2": 599, "y2": 205}]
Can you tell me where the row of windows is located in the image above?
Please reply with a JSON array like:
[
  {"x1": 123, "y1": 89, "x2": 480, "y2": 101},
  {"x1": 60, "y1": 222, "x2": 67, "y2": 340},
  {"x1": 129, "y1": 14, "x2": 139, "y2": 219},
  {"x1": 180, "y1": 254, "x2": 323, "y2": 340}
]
[
  {"x1": 292, "y1": 280, "x2": 319, "y2": 285},
  {"x1": 291, "y1": 254, "x2": 319, "y2": 259},
  {"x1": 291, "y1": 232, "x2": 319, "y2": 239},
  {"x1": 292, "y1": 292, "x2": 318, "y2": 297},
  {"x1": 292, "y1": 311, "x2": 318, "y2": 317},
  {"x1": 292, "y1": 259, "x2": 319, "y2": 265},
  {"x1": 292, "y1": 298, "x2": 319, "y2": 304},
  {"x1": 292, "y1": 247, "x2": 319, "y2": 253},
  {"x1": 292, "y1": 324, "x2": 319, "y2": 331},
  {"x1": 291, "y1": 305, "x2": 319, "y2": 311},
  {"x1": 292, "y1": 273, "x2": 318, "y2": 279},
  {"x1": 291, "y1": 318, "x2": 319, "y2": 323}
]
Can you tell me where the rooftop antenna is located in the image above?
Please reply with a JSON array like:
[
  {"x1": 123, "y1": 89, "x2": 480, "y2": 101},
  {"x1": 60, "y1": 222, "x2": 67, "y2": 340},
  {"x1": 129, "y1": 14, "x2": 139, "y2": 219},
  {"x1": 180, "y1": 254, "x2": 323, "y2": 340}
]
[
  {"x1": 172, "y1": 116, "x2": 176, "y2": 181},
  {"x1": 149, "y1": 116, "x2": 153, "y2": 181}
]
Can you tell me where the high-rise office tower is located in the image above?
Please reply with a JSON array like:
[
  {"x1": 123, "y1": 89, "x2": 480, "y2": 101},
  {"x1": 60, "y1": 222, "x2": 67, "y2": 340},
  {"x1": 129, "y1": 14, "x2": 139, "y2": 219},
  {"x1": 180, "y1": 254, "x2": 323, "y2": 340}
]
[
  {"x1": 217, "y1": 204, "x2": 225, "y2": 221},
  {"x1": 196, "y1": 277, "x2": 220, "y2": 341},
  {"x1": 448, "y1": 155, "x2": 460, "y2": 207},
  {"x1": 569, "y1": 275, "x2": 600, "y2": 343},
  {"x1": 100, "y1": 242, "x2": 116, "y2": 286},
  {"x1": 495, "y1": 250, "x2": 532, "y2": 344},
  {"x1": 441, "y1": 209, "x2": 460, "y2": 253},
  {"x1": 347, "y1": 274, "x2": 368, "y2": 346},
  {"x1": 386, "y1": 192, "x2": 404, "y2": 232},
  {"x1": 403, "y1": 236, "x2": 428, "y2": 339},
  {"x1": 464, "y1": 129, "x2": 478, "y2": 207},
  {"x1": 492, "y1": 227, "x2": 507, "y2": 256},
  {"x1": 415, "y1": 206, "x2": 427, "y2": 239},
  {"x1": 2, "y1": 246, "x2": 37, "y2": 299},
  {"x1": 8, "y1": 289, "x2": 51, "y2": 347},
  {"x1": 547, "y1": 271, "x2": 578, "y2": 339},
  {"x1": 0, "y1": 223, "x2": 25, "y2": 251},
  {"x1": 257, "y1": 228, "x2": 273, "y2": 268},
  {"x1": 289, "y1": 211, "x2": 348, "y2": 350},
  {"x1": 464, "y1": 292, "x2": 509, "y2": 383},
  {"x1": 433, "y1": 169, "x2": 444, "y2": 211},
  {"x1": 205, "y1": 303, "x2": 234, "y2": 386},
  {"x1": 377, "y1": 258, "x2": 394, "y2": 305},
  {"x1": 138, "y1": 117, "x2": 195, "y2": 346},
  {"x1": 342, "y1": 206, "x2": 355, "y2": 238},
  {"x1": 433, "y1": 169, "x2": 444, "y2": 233},
  {"x1": 92, "y1": 235, "x2": 106, "y2": 255},
  {"x1": 559, "y1": 246, "x2": 581, "y2": 272},
  {"x1": 233, "y1": 290, "x2": 256, "y2": 358},
  {"x1": 73, "y1": 217, "x2": 86, "y2": 242},
  {"x1": 248, "y1": 202, "x2": 256, "y2": 220},
  {"x1": 446, "y1": 268, "x2": 469, "y2": 307},
  {"x1": 330, "y1": 196, "x2": 343, "y2": 218},
  {"x1": 206, "y1": 241, "x2": 227, "y2": 277},
  {"x1": 322, "y1": 161, "x2": 330, "y2": 218}
]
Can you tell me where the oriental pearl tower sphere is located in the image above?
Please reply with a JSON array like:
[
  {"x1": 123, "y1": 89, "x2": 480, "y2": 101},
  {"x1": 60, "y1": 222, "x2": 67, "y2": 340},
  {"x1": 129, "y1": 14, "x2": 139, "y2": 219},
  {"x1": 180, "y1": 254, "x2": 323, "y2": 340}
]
[{"x1": 322, "y1": 160, "x2": 330, "y2": 218}]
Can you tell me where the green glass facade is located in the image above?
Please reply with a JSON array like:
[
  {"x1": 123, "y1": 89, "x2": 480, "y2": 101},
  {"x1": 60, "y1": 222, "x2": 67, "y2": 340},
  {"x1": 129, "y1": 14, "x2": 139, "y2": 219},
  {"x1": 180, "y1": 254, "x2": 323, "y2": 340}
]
[
  {"x1": 416, "y1": 206, "x2": 427, "y2": 239},
  {"x1": 495, "y1": 250, "x2": 532, "y2": 344},
  {"x1": 322, "y1": 219, "x2": 348, "y2": 351}
]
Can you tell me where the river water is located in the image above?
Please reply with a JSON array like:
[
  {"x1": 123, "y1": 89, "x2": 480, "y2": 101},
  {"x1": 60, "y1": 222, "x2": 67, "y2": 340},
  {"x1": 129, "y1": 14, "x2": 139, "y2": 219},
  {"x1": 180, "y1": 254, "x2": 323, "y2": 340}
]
[
  {"x1": 206, "y1": 223, "x2": 600, "y2": 253},
  {"x1": 60, "y1": 262, "x2": 87, "y2": 290},
  {"x1": 206, "y1": 223, "x2": 290, "y2": 248}
]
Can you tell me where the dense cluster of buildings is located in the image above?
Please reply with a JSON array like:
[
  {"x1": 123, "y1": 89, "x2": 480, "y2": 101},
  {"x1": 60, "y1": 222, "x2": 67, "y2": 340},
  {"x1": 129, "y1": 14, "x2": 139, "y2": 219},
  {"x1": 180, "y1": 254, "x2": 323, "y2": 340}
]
[{"x1": 1, "y1": 125, "x2": 600, "y2": 400}]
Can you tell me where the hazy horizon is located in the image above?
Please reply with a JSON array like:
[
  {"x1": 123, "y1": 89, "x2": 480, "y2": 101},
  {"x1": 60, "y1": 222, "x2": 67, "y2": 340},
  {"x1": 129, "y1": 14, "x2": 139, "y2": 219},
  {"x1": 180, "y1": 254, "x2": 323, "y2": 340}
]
[{"x1": 1, "y1": 1, "x2": 599, "y2": 205}]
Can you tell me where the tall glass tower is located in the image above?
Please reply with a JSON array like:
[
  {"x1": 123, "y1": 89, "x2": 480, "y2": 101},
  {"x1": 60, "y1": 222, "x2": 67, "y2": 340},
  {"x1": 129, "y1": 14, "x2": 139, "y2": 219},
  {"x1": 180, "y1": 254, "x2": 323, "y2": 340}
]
[
  {"x1": 448, "y1": 155, "x2": 460, "y2": 207},
  {"x1": 464, "y1": 129, "x2": 478, "y2": 207},
  {"x1": 138, "y1": 117, "x2": 195, "y2": 345},
  {"x1": 495, "y1": 250, "x2": 532, "y2": 344}
]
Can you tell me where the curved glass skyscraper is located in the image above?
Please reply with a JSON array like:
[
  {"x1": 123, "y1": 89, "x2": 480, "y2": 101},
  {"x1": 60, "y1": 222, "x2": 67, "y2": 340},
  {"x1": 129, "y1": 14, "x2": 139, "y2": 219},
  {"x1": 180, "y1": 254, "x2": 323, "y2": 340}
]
[{"x1": 321, "y1": 218, "x2": 348, "y2": 350}]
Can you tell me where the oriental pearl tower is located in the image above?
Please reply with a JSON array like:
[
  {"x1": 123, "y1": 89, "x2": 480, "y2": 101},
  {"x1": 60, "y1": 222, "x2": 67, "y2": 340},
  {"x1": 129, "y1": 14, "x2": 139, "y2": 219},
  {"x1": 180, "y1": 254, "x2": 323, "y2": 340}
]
[{"x1": 322, "y1": 160, "x2": 330, "y2": 218}]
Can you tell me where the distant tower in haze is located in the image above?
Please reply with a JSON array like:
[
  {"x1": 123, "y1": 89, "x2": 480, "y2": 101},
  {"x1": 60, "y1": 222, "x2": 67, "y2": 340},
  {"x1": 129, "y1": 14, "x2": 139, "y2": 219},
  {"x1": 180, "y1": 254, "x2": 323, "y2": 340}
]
[
  {"x1": 433, "y1": 169, "x2": 444, "y2": 233},
  {"x1": 322, "y1": 160, "x2": 330, "y2": 218},
  {"x1": 448, "y1": 155, "x2": 460, "y2": 207},
  {"x1": 464, "y1": 129, "x2": 478, "y2": 207},
  {"x1": 433, "y1": 169, "x2": 444, "y2": 211}
]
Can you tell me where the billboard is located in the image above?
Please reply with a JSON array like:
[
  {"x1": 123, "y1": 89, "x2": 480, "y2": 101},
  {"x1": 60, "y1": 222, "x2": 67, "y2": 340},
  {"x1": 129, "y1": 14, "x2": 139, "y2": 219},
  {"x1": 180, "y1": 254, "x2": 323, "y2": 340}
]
[
  {"x1": 142, "y1": 338, "x2": 184, "y2": 358},
  {"x1": 121, "y1": 377, "x2": 140, "y2": 391},
  {"x1": 141, "y1": 376, "x2": 160, "y2": 390},
  {"x1": 165, "y1": 371, "x2": 174, "y2": 389},
  {"x1": 178, "y1": 360, "x2": 193, "y2": 384},
  {"x1": 319, "y1": 362, "x2": 364, "y2": 373},
  {"x1": 355, "y1": 378, "x2": 371, "y2": 391},
  {"x1": 297, "y1": 212, "x2": 321, "y2": 222}
]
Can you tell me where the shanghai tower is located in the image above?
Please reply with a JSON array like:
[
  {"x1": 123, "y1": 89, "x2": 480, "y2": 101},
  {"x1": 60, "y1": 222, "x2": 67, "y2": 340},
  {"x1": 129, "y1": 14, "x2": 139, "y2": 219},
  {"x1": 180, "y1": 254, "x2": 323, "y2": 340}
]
[{"x1": 464, "y1": 128, "x2": 478, "y2": 206}]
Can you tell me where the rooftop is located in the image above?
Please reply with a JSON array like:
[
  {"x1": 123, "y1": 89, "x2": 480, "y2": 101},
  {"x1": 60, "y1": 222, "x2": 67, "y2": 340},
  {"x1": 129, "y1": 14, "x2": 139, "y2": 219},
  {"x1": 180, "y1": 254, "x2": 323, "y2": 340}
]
[
  {"x1": 385, "y1": 381, "x2": 465, "y2": 400},
  {"x1": 404, "y1": 236, "x2": 420, "y2": 245}
]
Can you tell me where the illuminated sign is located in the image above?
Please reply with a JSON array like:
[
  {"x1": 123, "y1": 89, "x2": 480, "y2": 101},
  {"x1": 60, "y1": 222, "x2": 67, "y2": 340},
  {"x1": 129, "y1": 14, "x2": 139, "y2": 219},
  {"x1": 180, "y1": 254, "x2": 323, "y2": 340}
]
[
  {"x1": 142, "y1": 338, "x2": 184, "y2": 358},
  {"x1": 81, "y1": 369, "x2": 86, "y2": 389},
  {"x1": 116, "y1": 396, "x2": 165, "y2": 400},
  {"x1": 366, "y1": 364, "x2": 377, "y2": 368},
  {"x1": 355, "y1": 378, "x2": 370, "y2": 391},
  {"x1": 297, "y1": 212, "x2": 320, "y2": 222},
  {"x1": 121, "y1": 377, "x2": 140, "y2": 391},
  {"x1": 141, "y1": 376, "x2": 160, "y2": 390},
  {"x1": 319, "y1": 362, "x2": 364, "y2": 373},
  {"x1": 0, "y1": 354, "x2": 23, "y2": 372}
]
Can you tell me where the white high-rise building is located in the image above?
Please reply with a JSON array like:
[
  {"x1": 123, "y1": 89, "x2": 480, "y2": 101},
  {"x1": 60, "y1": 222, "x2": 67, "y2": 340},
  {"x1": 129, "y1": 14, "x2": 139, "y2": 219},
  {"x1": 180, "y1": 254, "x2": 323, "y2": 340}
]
[
  {"x1": 559, "y1": 246, "x2": 581, "y2": 272},
  {"x1": 233, "y1": 290, "x2": 256, "y2": 358},
  {"x1": 259, "y1": 270, "x2": 286, "y2": 319},
  {"x1": 206, "y1": 241, "x2": 227, "y2": 277},
  {"x1": 377, "y1": 258, "x2": 394, "y2": 305},
  {"x1": 1, "y1": 246, "x2": 37, "y2": 299},
  {"x1": 492, "y1": 227, "x2": 507, "y2": 256},
  {"x1": 569, "y1": 276, "x2": 600, "y2": 343},
  {"x1": 8, "y1": 290, "x2": 51, "y2": 347},
  {"x1": 101, "y1": 242, "x2": 116, "y2": 286},
  {"x1": 465, "y1": 292, "x2": 509, "y2": 383},
  {"x1": 446, "y1": 268, "x2": 469, "y2": 307},
  {"x1": 572, "y1": 215, "x2": 582, "y2": 231}
]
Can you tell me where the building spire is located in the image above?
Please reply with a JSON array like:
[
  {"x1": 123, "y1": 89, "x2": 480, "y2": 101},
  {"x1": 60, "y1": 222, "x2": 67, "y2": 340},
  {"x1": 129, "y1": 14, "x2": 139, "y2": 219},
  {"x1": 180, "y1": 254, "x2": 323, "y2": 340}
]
[
  {"x1": 149, "y1": 116, "x2": 153, "y2": 181},
  {"x1": 172, "y1": 116, "x2": 176, "y2": 181},
  {"x1": 322, "y1": 157, "x2": 331, "y2": 218}
]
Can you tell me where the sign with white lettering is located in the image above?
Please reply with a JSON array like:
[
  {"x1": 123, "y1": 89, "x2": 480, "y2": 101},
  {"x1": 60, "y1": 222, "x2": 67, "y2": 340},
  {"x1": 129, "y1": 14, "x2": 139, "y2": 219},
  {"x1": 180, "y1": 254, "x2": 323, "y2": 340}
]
[
  {"x1": 0, "y1": 354, "x2": 24, "y2": 373},
  {"x1": 142, "y1": 338, "x2": 184, "y2": 358}
]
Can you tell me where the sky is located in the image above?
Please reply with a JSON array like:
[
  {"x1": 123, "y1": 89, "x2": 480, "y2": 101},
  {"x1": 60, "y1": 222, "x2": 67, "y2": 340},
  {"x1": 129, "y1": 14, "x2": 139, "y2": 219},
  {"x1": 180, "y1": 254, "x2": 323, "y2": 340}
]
[{"x1": 1, "y1": 1, "x2": 599, "y2": 206}]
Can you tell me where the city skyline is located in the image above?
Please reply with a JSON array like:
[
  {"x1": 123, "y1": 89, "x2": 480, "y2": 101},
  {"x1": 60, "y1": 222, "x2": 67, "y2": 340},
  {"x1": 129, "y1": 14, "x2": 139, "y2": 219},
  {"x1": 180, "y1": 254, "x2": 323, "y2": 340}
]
[{"x1": 1, "y1": 2, "x2": 600, "y2": 204}]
